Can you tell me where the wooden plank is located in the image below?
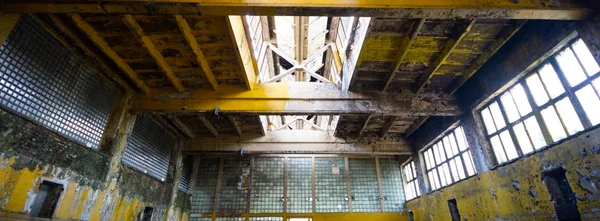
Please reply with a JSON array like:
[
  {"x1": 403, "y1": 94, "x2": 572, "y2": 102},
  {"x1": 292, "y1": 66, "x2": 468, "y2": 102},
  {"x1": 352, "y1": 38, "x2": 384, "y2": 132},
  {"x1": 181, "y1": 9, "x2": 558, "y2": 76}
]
[
  {"x1": 380, "y1": 116, "x2": 400, "y2": 137},
  {"x1": 382, "y1": 18, "x2": 426, "y2": 92},
  {"x1": 71, "y1": 14, "x2": 150, "y2": 94},
  {"x1": 200, "y1": 116, "x2": 219, "y2": 137},
  {"x1": 174, "y1": 15, "x2": 219, "y2": 90},
  {"x1": 357, "y1": 114, "x2": 373, "y2": 138},
  {"x1": 227, "y1": 115, "x2": 243, "y2": 137},
  {"x1": 227, "y1": 15, "x2": 256, "y2": 90},
  {"x1": 122, "y1": 14, "x2": 185, "y2": 92}
]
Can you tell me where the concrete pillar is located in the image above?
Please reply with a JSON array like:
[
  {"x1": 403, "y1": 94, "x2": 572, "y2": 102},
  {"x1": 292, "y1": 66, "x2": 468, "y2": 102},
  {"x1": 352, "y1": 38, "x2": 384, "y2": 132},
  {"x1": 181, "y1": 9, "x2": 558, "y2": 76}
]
[{"x1": 461, "y1": 112, "x2": 493, "y2": 173}]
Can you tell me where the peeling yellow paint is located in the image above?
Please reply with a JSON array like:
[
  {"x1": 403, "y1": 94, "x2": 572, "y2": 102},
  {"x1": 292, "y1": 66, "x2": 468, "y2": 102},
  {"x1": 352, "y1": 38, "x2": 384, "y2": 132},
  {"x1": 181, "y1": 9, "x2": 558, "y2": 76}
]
[{"x1": 3, "y1": 160, "x2": 43, "y2": 213}]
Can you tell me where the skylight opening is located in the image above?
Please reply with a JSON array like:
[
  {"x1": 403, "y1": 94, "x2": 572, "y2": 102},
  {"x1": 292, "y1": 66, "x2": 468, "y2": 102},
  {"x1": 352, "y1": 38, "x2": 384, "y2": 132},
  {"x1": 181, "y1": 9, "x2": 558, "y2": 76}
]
[{"x1": 263, "y1": 115, "x2": 339, "y2": 131}]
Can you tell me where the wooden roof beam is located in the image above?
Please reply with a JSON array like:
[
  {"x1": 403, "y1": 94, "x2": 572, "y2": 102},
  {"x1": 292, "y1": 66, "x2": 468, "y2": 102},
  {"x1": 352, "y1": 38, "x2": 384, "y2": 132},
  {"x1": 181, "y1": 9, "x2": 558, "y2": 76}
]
[
  {"x1": 122, "y1": 14, "x2": 185, "y2": 92},
  {"x1": 70, "y1": 14, "x2": 150, "y2": 94},
  {"x1": 414, "y1": 19, "x2": 476, "y2": 93},
  {"x1": 174, "y1": 15, "x2": 219, "y2": 91},
  {"x1": 168, "y1": 115, "x2": 196, "y2": 139},
  {"x1": 383, "y1": 18, "x2": 426, "y2": 92},
  {"x1": 227, "y1": 115, "x2": 243, "y2": 137},
  {"x1": 380, "y1": 116, "x2": 400, "y2": 137},
  {"x1": 199, "y1": 116, "x2": 219, "y2": 137},
  {"x1": 357, "y1": 114, "x2": 373, "y2": 138},
  {"x1": 228, "y1": 15, "x2": 256, "y2": 90}
]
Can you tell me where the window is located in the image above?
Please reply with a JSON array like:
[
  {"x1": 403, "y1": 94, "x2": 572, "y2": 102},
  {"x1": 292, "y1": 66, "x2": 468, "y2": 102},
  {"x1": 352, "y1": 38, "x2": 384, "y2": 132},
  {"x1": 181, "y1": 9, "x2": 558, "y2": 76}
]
[
  {"x1": 421, "y1": 126, "x2": 476, "y2": 191},
  {"x1": 480, "y1": 38, "x2": 600, "y2": 164},
  {"x1": 0, "y1": 15, "x2": 118, "y2": 149},
  {"x1": 402, "y1": 161, "x2": 420, "y2": 200}
]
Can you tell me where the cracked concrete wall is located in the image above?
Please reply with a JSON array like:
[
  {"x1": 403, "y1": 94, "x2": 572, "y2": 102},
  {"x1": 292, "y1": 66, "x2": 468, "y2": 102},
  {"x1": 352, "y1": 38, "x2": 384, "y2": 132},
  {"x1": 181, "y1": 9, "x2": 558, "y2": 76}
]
[{"x1": 407, "y1": 125, "x2": 600, "y2": 221}]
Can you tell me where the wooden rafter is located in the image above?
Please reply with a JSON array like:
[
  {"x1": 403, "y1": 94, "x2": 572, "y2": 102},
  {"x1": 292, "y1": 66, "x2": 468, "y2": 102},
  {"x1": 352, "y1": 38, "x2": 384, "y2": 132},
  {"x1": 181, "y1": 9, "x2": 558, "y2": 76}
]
[
  {"x1": 168, "y1": 115, "x2": 196, "y2": 139},
  {"x1": 357, "y1": 114, "x2": 373, "y2": 138},
  {"x1": 227, "y1": 15, "x2": 255, "y2": 90},
  {"x1": 70, "y1": 14, "x2": 150, "y2": 94},
  {"x1": 404, "y1": 116, "x2": 428, "y2": 138},
  {"x1": 415, "y1": 19, "x2": 476, "y2": 93},
  {"x1": 383, "y1": 18, "x2": 426, "y2": 92},
  {"x1": 227, "y1": 115, "x2": 243, "y2": 137},
  {"x1": 174, "y1": 15, "x2": 219, "y2": 91},
  {"x1": 199, "y1": 116, "x2": 219, "y2": 137},
  {"x1": 380, "y1": 116, "x2": 400, "y2": 137},
  {"x1": 122, "y1": 14, "x2": 185, "y2": 92}
]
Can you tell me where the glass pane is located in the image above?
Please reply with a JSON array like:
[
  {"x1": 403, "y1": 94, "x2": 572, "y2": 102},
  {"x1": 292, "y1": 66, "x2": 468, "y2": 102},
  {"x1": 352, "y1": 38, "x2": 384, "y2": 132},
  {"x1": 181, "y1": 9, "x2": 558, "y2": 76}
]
[
  {"x1": 423, "y1": 150, "x2": 432, "y2": 170},
  {"x1": 463, "y1": 152, "x2": 476, "y2": 176},
  {"x1": 526, "y1": 74, "x2": 550, "y2": 106},
  {"x1": 513, "y1": 122, "x2": 534, "y2": 155},
  {"x1": 554, "y1": 98, "x2": 584, "y2": 135},
  {"x1": 437, "y1": 167, "x2": 447, "y2": 187},
  {"x1": 449, "y1": 159, "x2": 459, "y2": 181},
  {"x1": 511, "y1": 84, "x2": 532, "y2": 116},
  {"x1": 541, "y1": 106, "x2": 567, "y2": 141},
  {"x1": 411, "y1": 161, "x2": 417, "y2": 178},
  {"x1": 442, "y1": 163, "x2": 452, "y2": 184},
  {"x1": 443, "y1": 136, "x2": 454, "y2": 157},
  {"x1": 454, "y1": 157, "x2": 466, "y2": 179},
  {"x1": 500, "y1": 92, "x2": 520, "y2": 123},
  {"x1": 572, "y1": 39, "x2": 600, "y2": 76},
  {"x1": 427, "y1": 150, "x2": 436, "y2": 169},
  {"x1": 538, "y1": 64, "x2": 565, "y2": 99},
  {"x1": 556, "y1": 48, "x2": 587, "y2": 87},
  {"x1": 481, "y1": 107, "x2": 497, "y2": 135},
  {"x1": 490, "y1": 135, "x2": 507, "y2": 164},
  {"x1": 489, "y1": 102, "x2": 506, "y2": 130},
  {"x1": 500, "y1": 130, "x2": 519, "y2": 161},
  {"x1": 428, "y1": 172, "x2": 436, "y2": 190},
  {"x1": 433, "y1": 145, "x2": 442, "y2": 165},
  {"x1": 448, "y1": 132, "x2": 460, "y2": 155},
  {"x1": 437, "y1": 143, "x2": 447, "y2": 162},
  {"x1": 455, "y1": 127, "x2": 468, "y2": 151},
  {"x1": 524, "y1": 116, "x2": 546, "y2": 150},
  {"x1": 576, "y1": 84, "x2": 600, "y2": 126}
]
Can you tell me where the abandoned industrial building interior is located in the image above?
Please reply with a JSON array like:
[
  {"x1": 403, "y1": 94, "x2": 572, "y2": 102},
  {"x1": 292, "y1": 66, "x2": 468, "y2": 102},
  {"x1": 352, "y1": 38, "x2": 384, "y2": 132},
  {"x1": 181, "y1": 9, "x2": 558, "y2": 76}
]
[{"x1": 1, "y1": 1, "x2": 600, "y2": 221}]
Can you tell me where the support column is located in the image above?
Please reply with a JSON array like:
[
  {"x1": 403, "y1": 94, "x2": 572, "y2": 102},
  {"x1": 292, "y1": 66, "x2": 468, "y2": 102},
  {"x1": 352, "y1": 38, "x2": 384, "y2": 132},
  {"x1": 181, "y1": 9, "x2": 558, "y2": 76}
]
[
  {"x1": 461, "y1": 112, "x2": 492, "y2": 173},
  {"x1": 0, "y1": 13, "x2": 19, "y2": 45},
  {"x1": 411, "y1": 151, "x2": 429, "y2": 196},
  {"x1": 103, "y1": 92, "x2": 137, "y2": 189},
  {"x1": 166, "y1": 141, "x2": 185, "y2": 219}
]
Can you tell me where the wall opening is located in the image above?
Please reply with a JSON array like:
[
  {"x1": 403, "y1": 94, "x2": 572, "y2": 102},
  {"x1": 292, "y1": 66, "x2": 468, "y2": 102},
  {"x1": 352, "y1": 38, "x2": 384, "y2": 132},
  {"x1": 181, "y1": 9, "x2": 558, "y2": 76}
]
[
  {"x1": 542, "y1": 168, "x2": 581, "y2": 221},
  {"x1": 408, "y1": 211, "x2": 415, "y2": 221},
  {"x1": 447, "y1": 199, "x2": 461, "y2": 221},
  {"x1": 30, "y1": 181, "x2": 63, "y2": 218},
  {"x1": 140, "y1": 207, "x2": 154, "y2": 221}
]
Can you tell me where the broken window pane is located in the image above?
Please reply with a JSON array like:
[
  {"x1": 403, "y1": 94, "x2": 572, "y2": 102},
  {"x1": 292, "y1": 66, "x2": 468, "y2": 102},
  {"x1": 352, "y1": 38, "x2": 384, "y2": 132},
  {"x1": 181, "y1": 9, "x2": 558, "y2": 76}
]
[
  {"x1": 554, "y1": 97, "x2": 583, "y2": 135},
  {"x1": 490, "y1": 135, "x2": 507, "y2": 164},
  {"x1": 572, "y1": 39, "x2": 600, "y2": 76},
  {"x1": 510, "y1": 84, "x2": 532, "y2": 116},
  {"x1": 513, "y1": 122, "x2": 534, "y2": 155},
  {"x1": 481, "y1": 107, "x2": 497, "y2": 134},
  {"x1": 500, "y1": 92, "x2": 520, "y2": 123},
  {"x1": 576, "y1": 84, "x2": 600, "y2": 126},
  {"x1": 462, "y1": 152, "x2": 476, "y2": 176},
  {"x1": 541, "y1": 106, "x2": 567, "y2": 142},
  {"x1": 538, "y1": 64, "x2": 565, "y2": 99},
  {"x1": 556, "y1": 48, "x2": 587, "y2": 87},
  {"x1": 526, "y1": 74, "x2": 550, "y2": 106},
  {"x1": 454, "y1": 127, "x2": 468, "y2": 151},
  {"x1": 489, "y1": 102, "x2": 506, "y2": 130},
  {"x1": 500, "y1": 130, "x2": 518, "y2": 161},
  {"x1": 524, "y1": 116, "x2": 546, "y2": 150}
]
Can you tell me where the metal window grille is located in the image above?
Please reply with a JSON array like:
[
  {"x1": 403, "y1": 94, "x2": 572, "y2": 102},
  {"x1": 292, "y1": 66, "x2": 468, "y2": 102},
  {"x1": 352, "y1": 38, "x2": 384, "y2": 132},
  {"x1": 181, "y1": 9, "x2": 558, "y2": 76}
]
[
  {"x1": 287, "y1": 158, "x2": 313, "y2": 213},
  {"x1": 0, "y1": 15, "x2": 118, "y2": 149},
  {"x1": 249, "y1": 217, "x2": 284, "y2": 221},
  {"x1": 179, "y1": 155, "x2": 194, "y2": 193},
  {"x1": 122, "y1": 116, "x2": 174, "y2": 181},
  {"x1": 402, "y1": 161, "x2": 420, "y2": 201},
  {"x1": 250, "y1": 157, "x2": 284, "y2": 213},
  {"x1": 422, "y1": 126, "x2": 476, "y2": 191},
  {"x1": 218, "y1": 157, "x2": 250, "y2": 213},
  {"x1": 315, "y1": 157, "x2": 348, "y2": 212},
  {"x1": 348, "y1": 158, "x2": 381, "y2": 212},
  {"x1": 479, "y1": 37, "x2": 600, "y2": 165},
  {"x1": 191, "y1": 158, "x2": 220, "y2": 214},
  {"x1": 379, "y1": 158, "x2": 406, "y2": 212}
]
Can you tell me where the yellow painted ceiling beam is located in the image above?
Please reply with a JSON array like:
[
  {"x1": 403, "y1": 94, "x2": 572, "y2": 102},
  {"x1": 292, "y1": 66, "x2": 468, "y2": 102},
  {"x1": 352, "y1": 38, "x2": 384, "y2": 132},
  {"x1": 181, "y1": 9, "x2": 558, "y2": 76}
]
[
  {"x1": 227, "y1": 15, "x2": 255, "y2": 90},
  {"x1": 0, "y1": 1, "x2": 592, "y2": 20}
]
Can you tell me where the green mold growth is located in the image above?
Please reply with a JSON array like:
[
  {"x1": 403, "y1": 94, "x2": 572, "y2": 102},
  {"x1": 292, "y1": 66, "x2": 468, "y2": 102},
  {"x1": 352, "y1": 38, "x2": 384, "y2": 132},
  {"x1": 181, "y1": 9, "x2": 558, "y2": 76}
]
[
  {"x1": 0, "y1": 108, "x2": 109, "y2": 188},
  {"x1": 174, "y1": 189, "x2": 192, "y2": 214},
  {"x1": 118, "y1": 166, "x2": 171, "y2": 207}
]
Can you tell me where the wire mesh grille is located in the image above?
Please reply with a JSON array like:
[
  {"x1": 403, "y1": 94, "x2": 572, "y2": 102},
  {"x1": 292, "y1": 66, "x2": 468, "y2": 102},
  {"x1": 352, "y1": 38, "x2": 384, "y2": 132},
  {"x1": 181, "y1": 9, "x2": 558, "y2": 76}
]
[
  {"x1": 179, "y1": 155, "x2": 194, "y2": 193},
  {"x1": 122, "y1": 116, "x2": 174, "y2": 181},
  {"x1": 215, "y1": 218, "x2": 244, "y2": 221},
  {"x1": 218, "y1": 157, "x2": 250, "y2": 213},
  {"x1": 249, "y1": 217, "x2": 284, "y2": 221},
  {"x1": 250, "y1": 157, "x2": 284, "y2": 213},
  {"x1": 287, "y1": 158, "x2": 313, "y2": 213},
  {"x1": 315, "y1": 158, "x2": 348, "y2": 212},
  {"x1": 0, "y1": 15, "x2": 118, "y2": 149},
  {"x1": 191, "y1": 158, "x2": 220, "y2": 214},
  {"x1": 379, "y1": 158, "x2": 406, "y2": 212},
  {"x1": 349, "y1": 158, "x2": 381, "y2": 212}
]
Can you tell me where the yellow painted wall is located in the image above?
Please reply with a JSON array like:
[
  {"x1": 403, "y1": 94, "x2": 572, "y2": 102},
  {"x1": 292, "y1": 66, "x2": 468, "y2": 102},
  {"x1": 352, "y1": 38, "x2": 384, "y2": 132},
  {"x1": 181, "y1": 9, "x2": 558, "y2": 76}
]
[
  {"x1": 407, "y1": 126, "x2": 600, "y2": 221},
  {"x1": 311, "y1": 212, "x2": 408, "y2": 221}
]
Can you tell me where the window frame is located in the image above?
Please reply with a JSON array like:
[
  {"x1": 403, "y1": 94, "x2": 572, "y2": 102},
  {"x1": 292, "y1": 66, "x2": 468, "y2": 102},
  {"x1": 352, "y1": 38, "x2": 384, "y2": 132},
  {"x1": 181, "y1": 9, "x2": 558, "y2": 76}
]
[
  {"x1": 401, "y1": 159, "x2": 420, "y2": 201},
  {"x1": 479, "y1": 36, "x2": 600, "y2": 166},
  {"x1": 419, "y1": 124, "x2": 477, "y2": 192}
]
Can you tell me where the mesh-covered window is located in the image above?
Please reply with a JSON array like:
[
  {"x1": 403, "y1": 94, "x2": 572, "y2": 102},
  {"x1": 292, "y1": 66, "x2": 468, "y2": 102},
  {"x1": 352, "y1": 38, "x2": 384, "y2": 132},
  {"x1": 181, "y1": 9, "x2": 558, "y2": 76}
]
[
  {"x1": 250, "y1": 157, "x2": 284, "y2": 213},
  {"x1": 0, "y1": 15, "x2": 118, "y2": 149},
  {"x1": 191, "y1": 158, "x2": 220, "y2": 214},
  {"x1": 218, "y1": 157, "x2": 250, "y2": 213},
  {"x1": 422, "y1": 126, "x2": 476, "y2": 191},
  {"x1": 287, "y1": 158, "x2": 313, "y2": 213},
  {"x1": 249, "y1": 217, "x2": 284, "y2": 221},
  {"x1": 402, "y1": 161, "x2": 420, "y2": 201},
  {"x1": 379, "y1": 158, "x2": 405, "y2": 212},
  {"x1": 122, "y1": 116, "x2": 174, "y2": 181},
  {"x1": 480, "y1": 38, "x2": 600, "y2": 165},
  {"x1": 315, "y1": 158, "x2": 348, "y2": 212},
  {"x1": 179, "y1": 155, "x2": 194, "y2": 193},
  {"x1": 349, "y1": 158, "x2": 381, "y2": 212}
]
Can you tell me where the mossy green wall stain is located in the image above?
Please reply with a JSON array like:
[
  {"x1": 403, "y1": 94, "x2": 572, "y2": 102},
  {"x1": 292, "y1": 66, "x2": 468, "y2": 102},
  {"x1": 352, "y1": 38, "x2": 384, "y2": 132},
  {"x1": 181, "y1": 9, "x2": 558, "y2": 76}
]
[
  {"x1": 174, "y1": 189, "x2": 192, "y2": 214},
  {"x1": 118, "y1": 165, "x2": 172, "y2": 206}
]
